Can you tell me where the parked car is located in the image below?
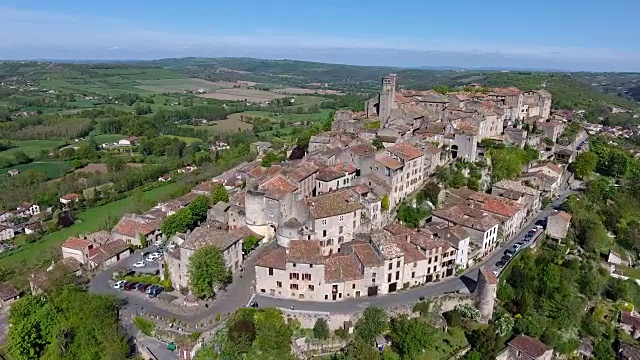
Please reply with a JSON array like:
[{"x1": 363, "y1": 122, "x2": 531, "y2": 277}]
[
  {"x1": 516, "y1": 240, "x2": 526, "y2": 247},
  {"x1": 501, "y1": 255, "x2": 511, "y2": 262},
  {"x1": 149, "y1": 286, "x2": 164, "y2": 298},
  {"x1": 145, "y1": 285, "x2": 157, "y2": 294},
  {"x1": 138, "y1": 284, "x2": 149, "y2": 292},
  {"x1": 496, "y1": 260, "x2": 507, "y2": 268},
  {"x1": 132, "y1": 261, "x2": 146, "y2": 268},
  {"x1": 133, "y1": 283, "x2": 143, "y2": 291},
  {"x1": 513, "y1": 243, "x2": 523, "y2": 251},
  {"x1": 150, "y1": 251, "x2": 162, "y2": 257},
  {"x1": 535, "y1": 225, "x2": 544, "y2": 230},
  {"x1": 114, "y1": 280, "x2": 126, "y2": 289},
  {"x1": 504, "y1": 248, "x2": 515, "y2": 256},
  {"x1": 124, "y1": 282, "x2": 137, "y2": 291}
]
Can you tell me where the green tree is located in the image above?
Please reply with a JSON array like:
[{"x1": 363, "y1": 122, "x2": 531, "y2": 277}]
[
  {"x1": 188, "y1": 245, "x2": 232, "y2": 298},
  {"x1": 75, "y1": 144, "x2": 96, "y2": 160},
  {"x1": 313, "y1": 318, "x2": 330, "y2": 340},
  {"x1": 13, "y1": 150, "x2": 31, "y2": 164},
  {"x1": 396, "y1": 202, "x2": 429, "y2": 228},
  {"x1": 243, "y1": 235, "x2": 261, "y2": 253},
  {"x1": 211, "y1": 184, "x2": 229, "y2": 205},
  {"x1": 389, "y1": 314, "x2": 434, "y2": 359},
  {"x1": 381, "y1": 195, "x2": 390, "y2": 212},
  {"x1": 188, "y1": 195, "x2": 211, "y2": 222},
  {"x1": 372, "y1": 137, "x2": 385, "y2": 150},
  {"x1": 252, "y1": 308, "x2": 294, "y2": 360},
  {"x1": 572, "y1": 151, "x2": 598, "y2": 179},
  {"x1": 105, "y1": 156, "x2": 126, "y2": 173},
  {"x1": 355, "y1": 307, "x2": 388, "y2": 343},
  {"x1": 160, "y1": 208, "x2": 194, "y2": 237},
  {"x1": 467, "y1": 325, "x2": 500, "y2": 360},
  {"x1": 434, "y1": 85, "x2": 451, "y2": 95},
  {"x1": 343, "y1": 339, "x2": 382, "y2": 360}
]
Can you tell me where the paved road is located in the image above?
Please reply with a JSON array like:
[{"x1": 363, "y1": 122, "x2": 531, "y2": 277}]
[
  {"x1": 254, "y1": 189, "x2": 575, "y2": 313},
  {"x1": 90, "y1": 244, "x2": 267, "y2": 325}
]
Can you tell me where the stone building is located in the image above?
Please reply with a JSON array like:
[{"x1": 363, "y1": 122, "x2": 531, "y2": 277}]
[
  {"x1": 432, "y1": 204, "x2": 500, "y2": 257},
  {"x1": 111, "y1": 213, "x2": 164, "y2": 246},
  {"x1": 496, "y1": 335, "x2": 553, "y2": 360},
  {"x1": 315, "y1": 163, "x2": 357, "y2": 194},
  {"x1": 475, "y1": 266, "x2": 497, "y2": 323},
  {"x1": 372, "y1": 142, "x2": 426, "y2": 208},
  {"x1": 547, "y1": 211, "x2": 572, "y2": 241},
  {"x1": 164, "y1": 222, "x2": 244, "y2": 294},
  {"x1": 491, "y1": 180, "x2": 541, "y2": 217}
]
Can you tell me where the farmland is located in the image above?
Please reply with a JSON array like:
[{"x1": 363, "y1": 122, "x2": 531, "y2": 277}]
[
  {"x1": 0, "y1": 182, "x2": 181, "y2": 267},
  {"x1": 0, "y1": 161, "x2": 71, "y2": 179},
  {"x1": 0, "y1": 139, "x2": 65, "y2": 161},
  {"x1": 135, "y1": 78, "x2": 235, "y2": 93},
  {"x1": 198, "y1": 87, "x2": 286, "y2": 102}
]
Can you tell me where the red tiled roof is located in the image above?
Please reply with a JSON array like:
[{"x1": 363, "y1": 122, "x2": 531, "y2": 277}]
[
  {"x1": 479, "y1": 199, "x2": 519, "y2": 218},
  {"x1": 391, "y1": 239, "x2": 427, "y2": 263},
  {"x1": 346, "y1": 144, "x2": 376, "y2": 157},
  {"x1": 260, "y1": 174, "x2": 298, "y2": 200},
  {"x1": 479, "y1": 266, "x2": 498, "y2": 285},
  {"x1": 62, "y1": 237, "x2": 92, "y2": 251},
  {"x1": 288, "y1": 240, "x2": 323, "y2": 264},
  {"x1": 384, "y1": 223, "x2": 414, "y2": 236},
  {"x1": 324, "y1": 254, "x2": 363, "y2": 283},
  {"x1": 376, "y1": 155, "x2": 403, "y2": 170},
  {"x1": 89, "y1": 240, "x2": 129, "y2": 265},
  {"x1": 61, "y1": 193, "x2": 80, "y2": 201},
  {"x1": 112, "y1": 215, "x2": 161, "y2": 238},
  {"x1": 388, "y1": 142, "x2": 423, "y2": 160},
  {"x1": 490, "y1": 87, "x2": 523, "y2": 96},
  {"x1": 508, "y1": 335, "x2": 551, "y2": 358},
  {"x1": 255, "y1": 247, "x2": 286, "y2": 270},
  {"x1": 307, "y1": 189, "x2": 364, "y2": 219},
  {"x1": 350, "y1": 242, "x2": 383, "y2": 267}
]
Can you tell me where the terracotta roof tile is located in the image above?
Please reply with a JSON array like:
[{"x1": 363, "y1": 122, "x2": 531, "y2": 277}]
[
  {"x1": 324, "y1": 254, "x2": 363, "y2": 283},
  {"x1": 387, "y1": 142, "x2": 423, "y2": 160},
  {"x1": 288, "y1": 240, "x2": 323, "y2": 264},
  {"x1": 62, "y1": 237, "x2": 92, "y2": 251},
  {"x1": 316, "y1": 163, "x2": 356, "y2": 182},
  {"x1": 255, "y1": 247, "x2": 287, "y2": 270},
  {"x1": 307, "y1": 189, "x2": 364, "y2": 219},
  {"x1": 61, "y1": 193, "x2": 80, "y2": 201},
  {"x1": 350, "y1": 242, "x2": 384, "y2": 267},
  {"x1": 284, "y1": 161, "x2": 319, "y2": 182},
  {"x1": 508, "y1": 335, "x2": 551, "y2": 358},
  {"x1": 432, "y1": 204, "x2": 501, "y2": 232},
  {"x1": 376, "y1": 155, "x2": 403, "y2": 170},
  {"x1": 112, "y1": 214, "x2": 162, "y2": 238},
  {"x1": 391, "y1": 239, "x2": 427, "y2": 263},
  {"x1": 346, "y1": 144, "x2": 376, "y2": 157},
  {"x1": 260, "y1": 174, "x2": 298, "y2": 200},
  {"x1": 181, "y1": 225, "x2": 243, "y2": 251},
  {"x1": 88, "y1": 240, "x2": 130, "y2": 265}
]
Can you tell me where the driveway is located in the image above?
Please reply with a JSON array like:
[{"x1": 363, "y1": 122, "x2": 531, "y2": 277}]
[{"x1": 254, "y1": 189, "x2": 575, "y2": 313}]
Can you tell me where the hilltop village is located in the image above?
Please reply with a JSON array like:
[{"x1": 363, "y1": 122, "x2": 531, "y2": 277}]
[{"x1": 22, "y1": 74, "x2": 584, "y2": 305}]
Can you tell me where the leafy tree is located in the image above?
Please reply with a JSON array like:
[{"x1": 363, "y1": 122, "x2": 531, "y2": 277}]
[
  {"x1": 188, "y1": 245, "x2": 232, "y2": 298},
  {"x1": 343, "y1": 339, "x2": 382, "y2": 360},
  {"x1": 571, "y1": 151, "x2": 598, "y2": 179},
  {"x1": 211, "y1": 184, "x2": 229, "y2": 205},
  {"x1": 355, "y1": 307, "x2": 388, "y2": 343},
  {"x1": 389, "y1": 314, "x2": 434, "y2": 359},
  {"x1": 105, "y1": 156, "x2": 126, "y2": 173},
  {"x1": 455, "y1": 304, "x2": 481, "y2": 322},
  {"x1": 243, "y1": 235, "x2": 261, "y2": 253},
  {"x1": 467, "y1": 325, "x2": 500, "y2": 360},
  {"x1": 252, "y1": 308, "x2": 294, "y2": 360},
  {"x1": 188, "y1": 195, "x2": 210, "y2": 223},
  {"x1": 13, "y1": 150, "x2": 31, "y2": 165},
  {"x1": 161, "y1": 208, "x2": 194, "y2": 237},
  {"x1": 372, "y1": 137, "x2": 385, "y2": 150},
  {"x1": 434, "y1": 85, "x2": 451, "y2": 95},
  {"x1": 381, "y1": 195, "x2": 389, "y2": 212},
  {"x1": 313, "y1": 318, "x2": 330, "y2": 340},
  {"x1": 396, "y1": 202, "x2": 429, "y2": 228},
  {"x1": 495, "y1": 313, "x2": 515, "y2": 336},
  {"x1": 420, "y1": 182, "x2": 440, "y2": 207}
]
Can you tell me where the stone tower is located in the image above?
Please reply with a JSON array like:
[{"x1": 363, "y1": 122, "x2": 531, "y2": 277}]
[
  {"x1": 475, "y1": 267, "x2": 498, "y2": 323},
  {"x1": 379, "y1": 74, "x2": 397, "y2": 125}
]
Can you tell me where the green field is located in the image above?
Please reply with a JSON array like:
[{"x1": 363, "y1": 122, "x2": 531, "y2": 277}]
[
  {"x1": 135, "y1": 78, "x2": 233, "y2": 93},
  {"x1": 0, "y1": 139, "x2": 65, "y2": 161},
  {"x1": 0, "y1": 182, "x2": 181, "y2": 267},
  {"x1": 86, "y1": 134, "x2": 126, "y2": 145},
  {"x1": 163, "y1": 135, "x2": 203, "y2": 144},
  {"x1": 0, "y1": 161, "x2": 71, "y2": 179}
]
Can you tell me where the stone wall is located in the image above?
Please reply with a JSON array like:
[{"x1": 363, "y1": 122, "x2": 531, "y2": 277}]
[{"x1": 279, "y1": 293, "x2": 473, "y2": 330}]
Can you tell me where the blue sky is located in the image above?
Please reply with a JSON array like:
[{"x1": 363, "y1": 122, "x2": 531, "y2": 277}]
[{"x1": 1, "y1": 1, "x2": 639, "y2": 71}]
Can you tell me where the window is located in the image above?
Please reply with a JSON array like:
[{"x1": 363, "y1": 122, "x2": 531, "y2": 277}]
[
  {"x1": 325, "y1": 295, "x2": 328, "y2": 300},
  {"x1": 308, "y1": 285, "x2": 315, "y2": 291},
  {"x1": 261, "y1": 289, "x2": 265, "y2": 293},
  {"x1": 310, "y1": 264, "x2": 313, "y2": 268},
  {"x1": 396, "y1": 271, "x2": 400, "y2": 280},
  {"x1": 396, "y1": 260, "x2": 401, "y2": 268},
  {"x1": 289, "y1": 273, "x2": 299, "y2": 280},
  {"x1": 277, "y1": 281, "x2": 282, "y2": 288},
  {"x1": 268, "y1": 267, "x2": 274, "y2": 276},
  {"x1": 352, "y1": 284, "x2": 356, "y2": 289},
  {"x1": 290, "y1": 283, "x2": 299, "y2": 290},
  {"x1": 339, "y1": 226, "x2": 344, "y2": 234},
  {"x1": 339, "y1": 215, "x2": 344, "y2": 222},
  {"x1": 413, "y1": 262, "x2": 417, "y2": 268},
  {"x1": 292, "y1": 263, "x2": 296, "y2": 267},
  {"x1": 322, "y1": 219, "x2": 327, "y2": 226},
  {"x1": 323, "y1": 230, "x2": 327, "y2": 237},
  {"x1": 302, "y1": 273, "x2": 312, "y2": 281},
  {"x1": 411, "y1": 272, "x2": 415, "y2": 278},
  {"x1": 388, "y1": 263, "x2": 393, "y2": 270},
  {"x1": 387, "y1": 273, "x2": 392, "y2": 282},
  {"x1": 372, "y1": 272, "x2": 376, "y2": 277}
]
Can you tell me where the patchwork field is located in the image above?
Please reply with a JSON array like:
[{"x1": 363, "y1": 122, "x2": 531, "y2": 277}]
[
  {"x1": 135, "y1": 78, "x2": 235, "y2": 93},
  {"x1": 198, "y1": 88, "x2": 286, "y2": 102},
  {"x1": 274, "y1": 87, "x2": 343, "y2": 95}
]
